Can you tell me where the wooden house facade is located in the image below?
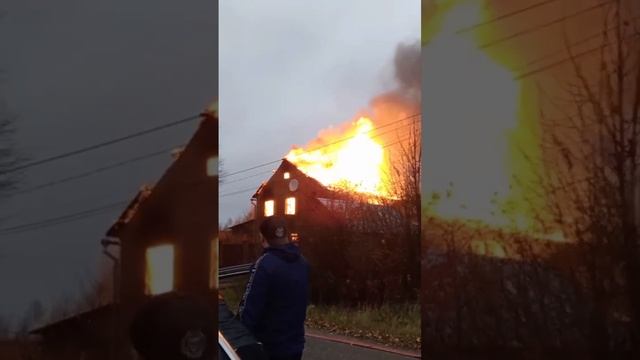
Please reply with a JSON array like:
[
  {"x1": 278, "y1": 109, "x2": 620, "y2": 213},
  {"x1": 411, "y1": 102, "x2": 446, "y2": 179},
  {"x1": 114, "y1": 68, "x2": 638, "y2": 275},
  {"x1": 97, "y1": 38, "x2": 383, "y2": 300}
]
[{"x1": 31, "y1": 113, "x2": 219, "y2": 360}]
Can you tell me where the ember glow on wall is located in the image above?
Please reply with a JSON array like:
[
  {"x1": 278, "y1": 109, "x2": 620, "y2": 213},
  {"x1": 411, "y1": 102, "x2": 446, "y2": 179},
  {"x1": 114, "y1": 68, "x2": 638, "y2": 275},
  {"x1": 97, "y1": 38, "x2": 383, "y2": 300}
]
[{"x1": 145, "y1": 244, "x2": 174, "y2": 295}]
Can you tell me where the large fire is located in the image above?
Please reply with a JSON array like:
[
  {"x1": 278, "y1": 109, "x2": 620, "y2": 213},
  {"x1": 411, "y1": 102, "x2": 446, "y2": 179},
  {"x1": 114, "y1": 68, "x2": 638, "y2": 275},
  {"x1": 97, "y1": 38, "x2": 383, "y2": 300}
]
[
  {"x1": 423, "y1": 0, "x2": 545, "y2": 234},
  {"x1": 285, "y1": 117, "x2": 393, "y2": 197}
]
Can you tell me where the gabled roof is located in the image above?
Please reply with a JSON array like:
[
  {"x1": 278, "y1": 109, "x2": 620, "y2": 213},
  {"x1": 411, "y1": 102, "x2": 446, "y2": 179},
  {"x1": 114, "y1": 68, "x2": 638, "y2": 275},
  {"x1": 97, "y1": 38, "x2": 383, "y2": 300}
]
[
  {"x1": 229, "y1": 218, "x2": 255, "y2": 231},
  {"x1": 252, "y1": 158, "x2": 346, "y2": 200},
  {"x1": 103, "y1": 113, "x2": 218, "y2": 240},
  {"x1": 30, "y1": 304, "x2": 113, "y2": 335},
  {"x1": 105, "y1": 185, "x2": 153, "y2": 238}
]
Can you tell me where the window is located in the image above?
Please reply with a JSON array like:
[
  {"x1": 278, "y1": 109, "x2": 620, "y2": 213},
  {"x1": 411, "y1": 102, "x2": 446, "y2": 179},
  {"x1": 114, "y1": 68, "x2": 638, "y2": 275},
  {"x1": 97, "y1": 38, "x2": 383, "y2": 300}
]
[
  {"x1": 206, "y1": 156, "x2": 218, "y2": 177},
  {"x1": 145, "y1": 244, "x2": 174, "y2": 295},
  {"x1": 290, "y1": 233, "x2": 299, "y2": 242},
  {"x1": 285, "y1": 197, "x2": 296, "y2": 215},
  {"x1": 264, "y1": 200, "x2": 275, "y2": 217},
  {"x1": 283, "y1": 172, "x2": 290, "y2": 179}
]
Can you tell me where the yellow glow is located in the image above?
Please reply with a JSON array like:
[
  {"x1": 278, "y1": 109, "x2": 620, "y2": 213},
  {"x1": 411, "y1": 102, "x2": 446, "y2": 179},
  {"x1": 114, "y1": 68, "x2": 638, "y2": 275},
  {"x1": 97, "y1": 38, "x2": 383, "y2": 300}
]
[
  {"x1": 286, "y1": 117, "x2": 390, "y2": 197},
  {"x1": 145, "y1": 245, "x2": 174, "y2": 295},
  {"x1": 264, "y1": 200, "x2": 275, "y2": 217},
  {"x1": 423, "y1": 2, "x2": 538, "y2": 230},
  {"x1": 285, "y1": 197, "x2": 296, "y2": 215},
  {"x1": 284, "y1": 172, "x2": 290, "y2": 179}
]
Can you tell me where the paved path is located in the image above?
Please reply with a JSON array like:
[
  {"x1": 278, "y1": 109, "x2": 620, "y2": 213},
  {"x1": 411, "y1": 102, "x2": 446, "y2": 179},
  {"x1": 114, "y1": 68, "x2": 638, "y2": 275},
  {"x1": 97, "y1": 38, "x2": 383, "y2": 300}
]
[{"x1": 303, "y1": 332, "x2": 419, "y2": 360}]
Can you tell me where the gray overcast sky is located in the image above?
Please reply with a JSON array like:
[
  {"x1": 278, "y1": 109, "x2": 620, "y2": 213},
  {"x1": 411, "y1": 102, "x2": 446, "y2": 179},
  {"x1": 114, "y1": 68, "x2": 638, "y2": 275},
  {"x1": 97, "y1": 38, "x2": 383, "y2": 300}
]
[
  {"x1": 219, "y1": 0, "x2": 420, "y2": 224},
  {"x1": 0, "y1": 0, "x2": 216, "y2": 323}
]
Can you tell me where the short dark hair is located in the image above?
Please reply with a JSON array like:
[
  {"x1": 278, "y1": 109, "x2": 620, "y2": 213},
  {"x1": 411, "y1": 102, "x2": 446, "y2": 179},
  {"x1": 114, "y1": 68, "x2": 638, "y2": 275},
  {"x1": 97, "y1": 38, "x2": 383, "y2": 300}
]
[{"x1": 259, "y1": 216, "x2": 288, "y2": 245}]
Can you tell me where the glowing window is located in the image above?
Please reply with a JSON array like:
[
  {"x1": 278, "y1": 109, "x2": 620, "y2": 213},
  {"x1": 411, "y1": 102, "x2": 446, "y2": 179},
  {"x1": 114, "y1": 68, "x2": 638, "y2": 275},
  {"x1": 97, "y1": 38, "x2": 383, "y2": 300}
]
[
  {"x1": 290, "y1": 233, "x2": 299, "y2": 242},
  {"x1": 145, "y1": 245, "x2": 174, "y2": 295},
  {"x1": 283, "y1": 172, "x2": 290, "y2": 179},
  {"x1": 285, "y1": 197, "x2": 296, "y2": 215},
  {"x1": 264, "y1": 200, "x2": 275, "y2": 217},
  {"x1": 206, "y1": 156, "x2": 218, "y2": 177}
]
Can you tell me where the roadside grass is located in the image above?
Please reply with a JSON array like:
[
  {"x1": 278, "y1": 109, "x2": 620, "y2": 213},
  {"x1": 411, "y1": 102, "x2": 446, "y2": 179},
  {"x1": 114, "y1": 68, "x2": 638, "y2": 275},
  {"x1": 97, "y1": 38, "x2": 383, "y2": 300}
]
[
  {"x1": 221, "y1": 279, "x2": 420, "y2": 351},
  {"x1": 305, "y1": 302, "x2": 420, "y2": 351},
  {"x1": 219, "y1": 277, "x2": 247, "y2": 313}
]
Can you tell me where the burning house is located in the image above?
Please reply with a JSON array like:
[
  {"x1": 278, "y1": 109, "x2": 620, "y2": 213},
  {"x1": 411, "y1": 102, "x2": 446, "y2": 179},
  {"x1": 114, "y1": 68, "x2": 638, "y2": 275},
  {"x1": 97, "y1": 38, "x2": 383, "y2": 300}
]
[
  {"x1": 30, "y1": 113, "x2": 219, "y2": 360},
  {"x1": 221, "y1": 115, "x2": 421, "y2": 304},
  {"x1": 221, "y1": 116, "x2": 414, "y2": 264}
]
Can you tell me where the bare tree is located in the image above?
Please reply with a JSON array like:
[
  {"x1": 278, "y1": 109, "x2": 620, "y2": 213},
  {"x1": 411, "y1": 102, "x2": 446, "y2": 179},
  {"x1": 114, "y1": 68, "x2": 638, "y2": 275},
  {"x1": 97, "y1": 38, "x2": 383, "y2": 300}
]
[
  {"x1": 532, "y1": 1, "x2": 640, "y2": 356},
  {"x1": 387, "y1": 117, "x2": 422, "y2": 298}
]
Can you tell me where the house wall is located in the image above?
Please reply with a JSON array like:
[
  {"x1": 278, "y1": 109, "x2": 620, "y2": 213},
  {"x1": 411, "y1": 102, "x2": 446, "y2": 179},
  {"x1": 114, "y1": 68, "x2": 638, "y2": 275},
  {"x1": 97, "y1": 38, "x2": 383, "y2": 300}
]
[
  {"x1": 116, "y1": 115, "x2": 218, "y2": 359},
  {"x1": 254, "y1": 160, "x2": 339, "y2": 243}
]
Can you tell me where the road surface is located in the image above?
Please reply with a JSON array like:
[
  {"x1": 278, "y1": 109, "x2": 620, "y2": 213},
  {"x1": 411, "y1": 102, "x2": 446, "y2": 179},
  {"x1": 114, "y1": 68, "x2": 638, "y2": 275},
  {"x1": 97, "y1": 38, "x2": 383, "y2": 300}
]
[{"x1": 303, "y1": 335, "x2": 418, "y2": 360}]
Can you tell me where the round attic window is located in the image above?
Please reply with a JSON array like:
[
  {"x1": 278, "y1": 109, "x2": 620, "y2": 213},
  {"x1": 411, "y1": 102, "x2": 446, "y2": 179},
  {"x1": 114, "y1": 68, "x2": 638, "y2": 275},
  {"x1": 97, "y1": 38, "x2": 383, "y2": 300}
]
[{"x1": 289, "y1": 179, "x2": 299, "y2": 192}]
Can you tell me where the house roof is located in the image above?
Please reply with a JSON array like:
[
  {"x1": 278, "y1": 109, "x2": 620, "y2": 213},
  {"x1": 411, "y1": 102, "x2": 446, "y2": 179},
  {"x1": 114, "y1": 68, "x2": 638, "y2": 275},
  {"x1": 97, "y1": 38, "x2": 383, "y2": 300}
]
[
  {"x1": 105, "y1": 185, "x2": 154, "y2": 238},
  {"x1": 229, "y1": 219, "x2": 255, "y2": 231},
  {"x1": 29, "y1": 304, "x2": 113, "y2": 336},
  {"x1": 251, "y1": 158, "x2": 347, "y2": 201},
  {"x1": 236, "y1": 158, "x2": 408, "y2": 232},
  {"x1": 104, "y1": 112, "x2": 218, "y2": 240}
]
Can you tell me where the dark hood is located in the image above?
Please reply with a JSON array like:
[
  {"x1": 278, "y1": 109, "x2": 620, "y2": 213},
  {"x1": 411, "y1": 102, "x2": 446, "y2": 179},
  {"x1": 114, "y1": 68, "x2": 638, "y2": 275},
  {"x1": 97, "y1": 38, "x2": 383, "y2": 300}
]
[{"x1": 265, "y1": 243, "x2": 301, "y2": 263}]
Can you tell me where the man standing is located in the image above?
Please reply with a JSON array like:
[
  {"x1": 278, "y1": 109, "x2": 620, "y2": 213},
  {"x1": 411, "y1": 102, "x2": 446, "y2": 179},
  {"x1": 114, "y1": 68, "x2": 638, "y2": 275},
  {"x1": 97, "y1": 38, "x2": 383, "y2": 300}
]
[{"x1": 239, "y1": 216, "x2": 310, "y2": 360}]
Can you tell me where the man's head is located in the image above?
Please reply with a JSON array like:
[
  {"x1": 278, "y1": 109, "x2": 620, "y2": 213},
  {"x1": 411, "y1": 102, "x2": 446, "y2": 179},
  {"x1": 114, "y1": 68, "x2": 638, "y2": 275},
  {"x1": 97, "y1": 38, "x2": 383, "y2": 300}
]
[{"x1": 259, "y1": 216, "x2": 290, "y2": 247}]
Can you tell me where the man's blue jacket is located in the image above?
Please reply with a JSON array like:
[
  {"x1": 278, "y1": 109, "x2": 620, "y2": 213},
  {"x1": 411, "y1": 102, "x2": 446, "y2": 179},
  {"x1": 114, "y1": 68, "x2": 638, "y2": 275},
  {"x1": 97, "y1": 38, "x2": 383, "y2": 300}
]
[{"x1": 238, "y1": 243, "x2": 310, "y2": 357}]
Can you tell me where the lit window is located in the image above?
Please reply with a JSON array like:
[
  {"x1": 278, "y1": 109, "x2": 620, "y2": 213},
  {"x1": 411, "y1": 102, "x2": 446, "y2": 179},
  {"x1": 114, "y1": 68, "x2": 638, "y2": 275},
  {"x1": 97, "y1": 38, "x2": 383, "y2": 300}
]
[
  {"x1": 283, "y1": 172, "x2": 290, "y2": 179},
  {"x1": 264, "y1": 200, "x2": 275, "y2": 217},
  {"x1": 206, "y1": 156, "x2": 218, "y2": 177},
  {"x1": 290, "y1": 233, "x2": 299, "y2": 242},
  {"x1": 145, "y1": 245, "x2": 174, "y2": 295},
  {"x1": 285, "y1": 197, "x2": 296, "y2": 215}
]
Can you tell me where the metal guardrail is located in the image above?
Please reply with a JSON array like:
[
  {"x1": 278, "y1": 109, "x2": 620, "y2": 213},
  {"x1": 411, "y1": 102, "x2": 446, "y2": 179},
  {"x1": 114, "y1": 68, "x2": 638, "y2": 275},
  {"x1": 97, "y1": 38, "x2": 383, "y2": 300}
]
[
  {"x1": 218, "y1": 331, "x2": 242, "y2": 360},
  {"x1": 219, "y1": 263, "x2": 252, "y2": 279}
]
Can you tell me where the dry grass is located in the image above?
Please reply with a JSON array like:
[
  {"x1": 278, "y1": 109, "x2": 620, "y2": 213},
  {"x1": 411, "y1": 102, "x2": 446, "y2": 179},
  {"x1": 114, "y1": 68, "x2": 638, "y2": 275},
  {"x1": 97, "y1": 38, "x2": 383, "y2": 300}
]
[
  {"x1": 306, "y1": 303, "x2": 420, "y2": 350},
  {"x1": 220, "y1": 277, "x2": 420, "y2": 351}
]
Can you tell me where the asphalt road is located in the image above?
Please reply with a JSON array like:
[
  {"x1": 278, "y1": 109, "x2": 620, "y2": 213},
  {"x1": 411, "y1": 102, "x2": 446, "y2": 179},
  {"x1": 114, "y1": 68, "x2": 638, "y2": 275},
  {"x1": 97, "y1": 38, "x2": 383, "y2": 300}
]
[{"x1": 303, "y1": 336, "x2": 417, "y2": 360}]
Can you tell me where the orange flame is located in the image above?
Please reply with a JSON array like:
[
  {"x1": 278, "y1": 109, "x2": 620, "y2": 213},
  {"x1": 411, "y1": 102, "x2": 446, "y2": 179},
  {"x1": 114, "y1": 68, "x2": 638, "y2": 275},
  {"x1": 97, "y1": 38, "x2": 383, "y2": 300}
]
[{"x1": 286, "y1": 117, "x2": 392, "y2": 197}]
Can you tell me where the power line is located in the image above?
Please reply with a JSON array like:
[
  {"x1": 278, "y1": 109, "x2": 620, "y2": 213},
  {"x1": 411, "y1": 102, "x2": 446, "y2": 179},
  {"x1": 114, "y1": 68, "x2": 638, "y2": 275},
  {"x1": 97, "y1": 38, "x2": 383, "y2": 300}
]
[
  {"x1": 220, "y1": 169, "x2": 275, "y2": 187},
  {"x1": 0, "y1": 116, "x2": 420, "y2": 236},
  {"x1": 457, "y1": 0, "x2": 559, "y2": 34},
  {"x1": 221, "y1": 159, "x2": 283, "y2": 179},
  {"x1": 0, "y1": 133, "x2": 419, "y2": 236},
  {"x1": 220, "y1": 115, "x2": 419, "y2": 186},
  {"x1": 4, "y1": 145, "x2": 183, "y2": 197},
  {"x1": 220, "y1": 187, "x2": 260, "y2": 198},
  {"x1": 0, "y1": 200, "x2": 128, "y2": 237},
  {"x1": 300, "y1": 113, "x2": 420, "y2": 155},
  {"x1": 221, "y1": 113, "x2": 421, "y2": 180},
  {"x1": 219, "y1": 135, "x2": 415, "y2": 198},
  {"x1": 4, "y1": 114, "x2": 200, "y2": 174},
  {"x1": 522, "y1": 14, "x2": 640, "y2": 69},
  {"x1": 478, "y1": 0, "x2": 613, "y2": 50},
  {"x1": 515, "y1": 32, "x2": 640, "y2": 79}
]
